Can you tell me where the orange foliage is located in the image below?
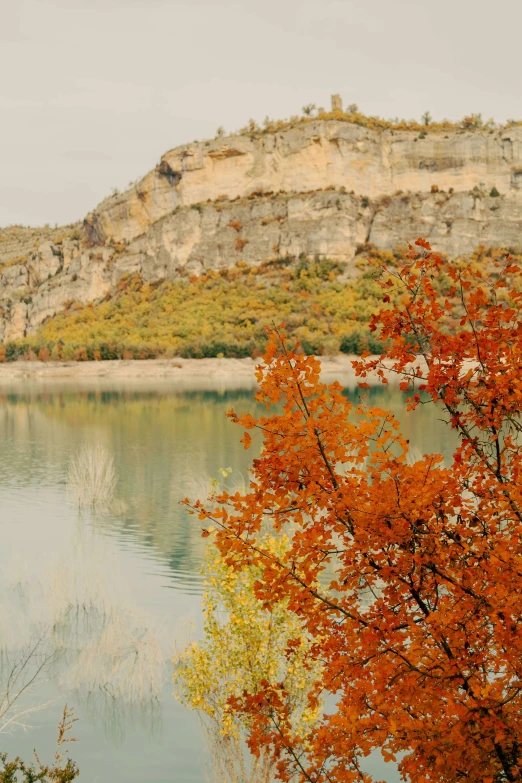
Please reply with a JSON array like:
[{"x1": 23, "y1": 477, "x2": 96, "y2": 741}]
[
  {"x1": 73, "y1": 346, "x2": 88, "y2": 362},
  {"x1": 190, "y1": 240, "x2": 522, "y2": 782}
]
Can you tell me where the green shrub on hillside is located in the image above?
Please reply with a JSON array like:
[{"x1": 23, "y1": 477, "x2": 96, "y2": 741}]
[
  {"x1": 5, "y1": 245, "x2": 517, "y2": 362},
  {"x1": 3, "y1": 255, "x2": 392, "y2": 361}
]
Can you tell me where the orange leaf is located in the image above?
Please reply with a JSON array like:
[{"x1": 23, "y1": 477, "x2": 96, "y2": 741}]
[
  {"x1": 415, "y1": 237, "x2": 431, "y2": 250},
  {"x1": 241, "y1": 432, "x2": 252, "y2": 450}
]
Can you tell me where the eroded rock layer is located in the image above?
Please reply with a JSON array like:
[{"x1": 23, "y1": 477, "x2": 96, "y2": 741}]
[{"x1": 2, "y1": 120, "x2": 522, "y2": 340}]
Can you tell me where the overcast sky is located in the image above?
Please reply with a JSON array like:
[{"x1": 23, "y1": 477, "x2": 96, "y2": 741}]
[{"x1": 2, "y1": 0, "x2": 521, "y2": 228}]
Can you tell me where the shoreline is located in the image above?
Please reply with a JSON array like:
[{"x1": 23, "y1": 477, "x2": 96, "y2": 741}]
[{"x1": 0, "y1": 355, "x2": 397, "y2": 390}]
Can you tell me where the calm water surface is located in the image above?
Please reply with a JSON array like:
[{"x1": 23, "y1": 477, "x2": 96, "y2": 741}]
[{"x1": 0, "y1": 379, "x2": 456, "y2": 782}]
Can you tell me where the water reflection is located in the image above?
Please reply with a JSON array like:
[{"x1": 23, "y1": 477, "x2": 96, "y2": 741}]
[
  {"x1": 0, "y1": 380, "x2": 457, "y2": 782},
  {"x1": 0, "y1": 387, "x2": 269, "y2": 588}
]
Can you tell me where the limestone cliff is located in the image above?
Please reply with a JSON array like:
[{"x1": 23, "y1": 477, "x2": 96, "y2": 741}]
[
  {"x1": 84, "y1": 120, "x2": 522, "y2": 245},
  {"x1": 1, "y1": 119, "x2": 522, "y2": 341}
]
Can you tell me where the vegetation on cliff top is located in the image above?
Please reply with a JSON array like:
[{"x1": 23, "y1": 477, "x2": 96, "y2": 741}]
[{"x1": 231, "y1": 105, "x2": 522, "y2": 140}]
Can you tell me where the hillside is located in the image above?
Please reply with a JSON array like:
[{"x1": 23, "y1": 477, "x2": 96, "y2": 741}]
[{"x1": 1, "y1": 103, "x2": 522, "y2": 355}]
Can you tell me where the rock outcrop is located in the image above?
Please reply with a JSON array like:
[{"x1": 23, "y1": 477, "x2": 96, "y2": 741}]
[
  {"x1": 1, "y1": 119, "x2": 522, "y2": 341},
  {"x1": 84, "y1": 120, "x2": 522, "y2": 245}
]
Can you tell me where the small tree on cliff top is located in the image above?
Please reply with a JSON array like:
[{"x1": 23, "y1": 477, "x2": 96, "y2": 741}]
[{"x1": 190, "y1": 239, "x2": 522, "y2": 783}]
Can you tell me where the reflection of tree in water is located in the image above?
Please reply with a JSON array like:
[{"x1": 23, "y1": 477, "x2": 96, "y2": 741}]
[
  {"x1": 0, "y1": 545, "x2": 165, "y2": 743},
  {"x1": 0, "y1": 634, "x2": 56, "y2": 734},
  {"x1": 0, "y1": 388, "x2": 266, "y2": 587},
  {"x1": 0, "y1": 384, "x2": 455, "y2": 591},
  {"x1": 79, "y1": 689, "x2": 162, "y2": 747}
]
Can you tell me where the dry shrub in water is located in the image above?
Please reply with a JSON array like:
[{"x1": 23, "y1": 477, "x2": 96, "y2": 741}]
[
  {"x1": 67, "y1": 444, "x2": 116, "y2": 509},
  {"x1": 46, "y1": 558, "x2": 164, "y2": 705},
  {"x1": 0, "y1": 635, "x2": 55, "y2": 734},
  {"x1": 184, "y1": 469, "x2": 250, "y2": 506},
  {"x1": 0, "y1": 547, "x2": 165, "y2": 740},
  {"x1": 63, "y1": 612, "x2": 164, "y2": 703}
]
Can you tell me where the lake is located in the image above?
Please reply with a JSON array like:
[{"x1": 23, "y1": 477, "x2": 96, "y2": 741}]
[{"x1": 0, "y1": 378, "x2": 456, "y2": 782}]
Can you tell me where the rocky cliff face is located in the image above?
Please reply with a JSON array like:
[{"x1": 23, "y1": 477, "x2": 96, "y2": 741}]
[
  {"x1": 1, "y1": 120, "x2": 522, "y2": 341},
  {"x1": 84, "y1": 120, "x2": 522, "y2": 245}
]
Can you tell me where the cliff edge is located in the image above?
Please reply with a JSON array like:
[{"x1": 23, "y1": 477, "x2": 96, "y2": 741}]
[{"x1": 1, "y1": 118, "x2": 522, "y2": 341}]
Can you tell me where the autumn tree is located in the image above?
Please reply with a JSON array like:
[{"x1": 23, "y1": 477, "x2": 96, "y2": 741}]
[
  {"x1": 173, "y1": 537, "x2": 322, "y2": 783},
  {"x1": 190, "y1": 240, "x2": 522, "y2": 783}
]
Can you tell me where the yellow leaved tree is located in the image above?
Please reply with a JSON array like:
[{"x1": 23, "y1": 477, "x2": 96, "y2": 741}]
[{"x1": 173, "y1": 535, "x2": 323, "y2": 783}]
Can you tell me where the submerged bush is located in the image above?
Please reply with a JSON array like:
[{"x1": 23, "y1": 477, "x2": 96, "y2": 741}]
[{"x1": 67, "y1": 445, "x2": 116, "y2": 509}]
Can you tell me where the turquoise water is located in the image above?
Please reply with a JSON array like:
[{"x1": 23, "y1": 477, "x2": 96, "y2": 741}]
[{"x1": 0, "y1": 379, "x2": 455, "y2": 782}]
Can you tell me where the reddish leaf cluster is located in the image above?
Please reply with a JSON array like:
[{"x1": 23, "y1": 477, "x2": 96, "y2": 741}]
[{"x1": 191, "y1": 240, "x2": 522, "y2": 783}]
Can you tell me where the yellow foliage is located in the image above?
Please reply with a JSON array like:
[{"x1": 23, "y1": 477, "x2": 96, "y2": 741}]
[
  {"x1": 14, "y1": 256, "x2": 391, "y2": 359},
  {"x1": 173, "y1": 536, "x2": 323, "y2": 780},
  {"x1": 10, "y1": 245, "x2": 515, "y2": 361}
]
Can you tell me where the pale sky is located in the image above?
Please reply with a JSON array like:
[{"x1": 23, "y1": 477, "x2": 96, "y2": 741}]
[{"x1": 2, "y1": 0, "x2": 521, "y2": 228}]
